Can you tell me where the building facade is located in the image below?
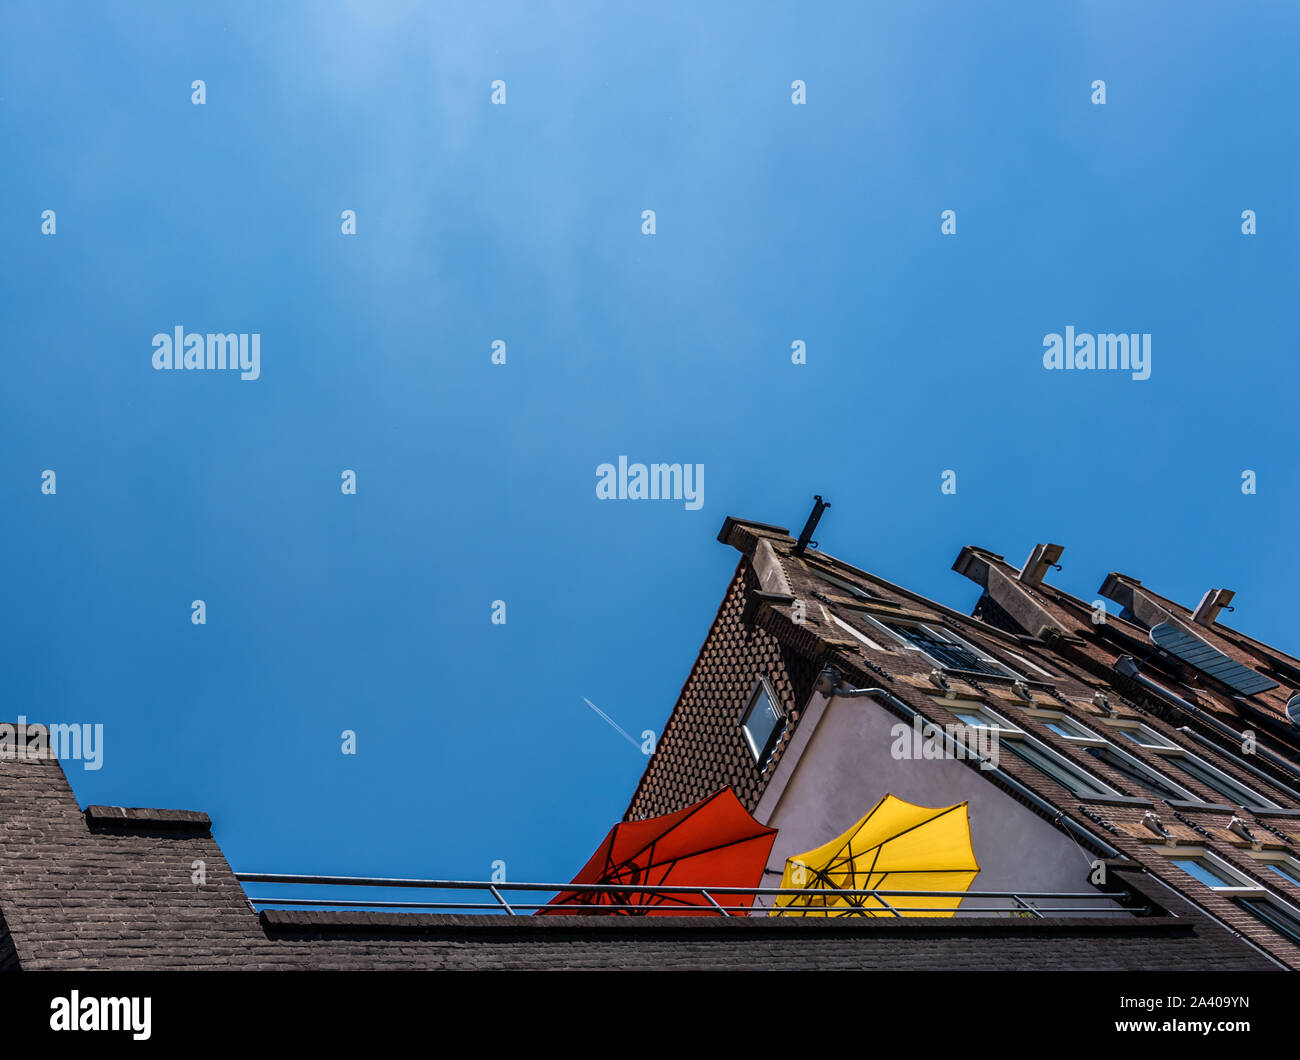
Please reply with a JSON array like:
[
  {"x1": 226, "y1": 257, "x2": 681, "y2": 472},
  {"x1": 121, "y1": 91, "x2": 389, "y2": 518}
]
[{"x1": 628, "y1": 511, "x2": 1300, "y2": 968}]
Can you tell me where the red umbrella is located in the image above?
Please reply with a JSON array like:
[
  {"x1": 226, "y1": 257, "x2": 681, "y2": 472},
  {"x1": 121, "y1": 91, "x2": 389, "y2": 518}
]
[{"x1": 539, "y1": 787, "x2": 777, "y2": 916}]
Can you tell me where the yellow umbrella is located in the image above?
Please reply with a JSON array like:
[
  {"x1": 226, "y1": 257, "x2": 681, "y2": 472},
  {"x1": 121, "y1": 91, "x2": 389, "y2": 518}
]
[{"x1": 771, "y1": 794, "x2": 979, "y2": 917}]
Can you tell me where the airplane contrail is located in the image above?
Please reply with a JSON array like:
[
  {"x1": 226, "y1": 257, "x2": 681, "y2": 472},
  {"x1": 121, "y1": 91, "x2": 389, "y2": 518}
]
[{"x1": 582, "y1": 697, "x2": 642, "y2": 749}]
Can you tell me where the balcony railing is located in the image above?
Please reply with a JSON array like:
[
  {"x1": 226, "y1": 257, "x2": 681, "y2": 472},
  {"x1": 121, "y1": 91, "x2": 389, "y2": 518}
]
[{"x1": 235, "y1": 873, "x2": 1144, "y2": 918}]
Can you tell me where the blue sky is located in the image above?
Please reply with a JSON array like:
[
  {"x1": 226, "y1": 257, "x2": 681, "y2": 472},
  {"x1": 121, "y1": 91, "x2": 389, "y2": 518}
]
[{"x1": 2, "y1": 1, "x2": 1298, "y2": 897}]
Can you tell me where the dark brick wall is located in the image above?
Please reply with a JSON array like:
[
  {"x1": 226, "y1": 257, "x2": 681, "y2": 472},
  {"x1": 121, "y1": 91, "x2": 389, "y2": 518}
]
[
  {"x1": 626, "y1": 559, "x2": 818, "y2": 819},
  {"x1": 0, "y1": 744, "x2": 263, "y2": 970},
  {"x1": 0, "y1": 909, "x2": 19, "y2": 971},
  {"x1": 252, "y1": 917, "x2": 1268, "y2": 971}
]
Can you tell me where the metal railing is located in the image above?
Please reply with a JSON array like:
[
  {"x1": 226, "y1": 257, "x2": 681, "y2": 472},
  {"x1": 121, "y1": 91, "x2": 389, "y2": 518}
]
[{"x1": 235, "y1": 873, "x2": 1143, "y2": 918}]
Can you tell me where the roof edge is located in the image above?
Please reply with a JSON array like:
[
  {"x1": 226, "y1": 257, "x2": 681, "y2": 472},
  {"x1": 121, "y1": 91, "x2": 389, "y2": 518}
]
[{"x1": 717, "y1": 515, "x2": 793, "y2": 550}]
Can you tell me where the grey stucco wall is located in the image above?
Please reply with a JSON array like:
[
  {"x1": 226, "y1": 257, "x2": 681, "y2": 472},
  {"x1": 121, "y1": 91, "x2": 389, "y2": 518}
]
[{"x1": 752, "y1": 692, "x2": 1111, "y2": 915}]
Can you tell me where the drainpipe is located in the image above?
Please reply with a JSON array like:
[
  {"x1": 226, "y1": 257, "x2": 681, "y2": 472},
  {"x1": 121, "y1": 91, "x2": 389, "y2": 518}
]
[{"x1": 832, "y1": 685, "x2": 1122, "y2": 859}]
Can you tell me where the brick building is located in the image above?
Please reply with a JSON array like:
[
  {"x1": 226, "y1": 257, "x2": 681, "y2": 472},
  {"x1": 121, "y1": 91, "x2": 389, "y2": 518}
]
[
  {"x1": 629, "y1": 508, "x2": 1300, "y2": 969},
  {"x1": 2, "y1": 506, "x2": 1297, "y2": 970}
]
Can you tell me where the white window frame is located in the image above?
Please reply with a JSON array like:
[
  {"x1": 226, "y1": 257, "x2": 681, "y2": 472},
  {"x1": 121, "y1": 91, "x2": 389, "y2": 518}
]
[
  {"x1": 1036, "y1": 712, "x2": 1194, "y2": 802},
  {"x1": 858, "y1": 615, "x2": 1023, "y2": 680},
  {"x1": 1248, "y1": 852, "x2": 1300, "y2": 890},
  {"x1": 1002, "y1": 650, "x2": 1058, "y2": 679},
  {"x1": 1102, "y1": 720, "x2": 1179, "y2": 751},
  {"x1": 1152, "y1": 747, "x2": 1280, "y2": 811},
  {"x1": 830, "y1": 613, "x2": 885, "y2": 651},
  {"x1": 1041, "y1": 715, "x2": 1102, "y2": 743},
  {"x1": 997, "y1": 735, "x2": 1122, "y2": 799},
  {"x1": 1100, "y1": 719, "x2": 1278, "y2": 809},
  {"x1": 1161, "y1": 849, "x2": 1264, "y2": 896},
  {"x1": 939, "y1": 701, "x2": 1022, "y2": 734},
  {"x1": 951, "y1": 706, "x2": 1121, "y2": 798},
  {"x1": 740, "y1": 678, "x2": 785, "y2": 765},
  {"x1": 1163, "y1": 851, "x2": 1300, "y2": 945}
]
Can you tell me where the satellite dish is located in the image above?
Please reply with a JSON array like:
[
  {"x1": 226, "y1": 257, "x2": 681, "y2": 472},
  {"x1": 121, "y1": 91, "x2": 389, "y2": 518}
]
[{"x1": 1287, "y1": 693, "x2": 1300, "y2": 729}]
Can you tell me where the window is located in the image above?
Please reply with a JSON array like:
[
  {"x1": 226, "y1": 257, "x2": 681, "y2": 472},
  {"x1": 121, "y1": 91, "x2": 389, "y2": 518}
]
[
  {"x1": 831, "y1": 613, "x2": 885, "y2": 651},
  {"x1": 872, "y1": 618, "x2": 1021, "y2": 679},
  {"x1": 944, "y1": 703, "x2": 1019, "y2": 732},
  {"x1": 1262, "y1": 859, "x2": 1300, "y2": 888},
  {"x1": 941, "y1": 705, "x2": 1119, "y2": 797},
  {"x1": 1081, "y1": 746, "x2": 1191, "y2": 802},
  {"x1": 1103, "y1": 722, "x2": 1281, "y2": 810},
  {"x1": 998, "y1": 739, "x2": 1119, "y2": 798},
  {"x1": 1165, "y1": 851, "x2": 1300, "y2": 946},
  {"x1": 1109, "y1": 723, "x2": 1177, "y2": 750},
  {"x1": 1044, "y1": 716, "x2": 1097, "y2": 741},
  {"x1": 1160, "y1": 752, "x2": 1280, "y2": 810},
  {"x1": 1169, "y1": 854, "x2": 1254, "y2": 891},
  {"x1": 805, "y1": 562, "x2": 880, "y2": 603},
  {"x1": 1236, "y1": 897, "x2": 1300, "y2": 945},
  {"x1": 1038, "y1": 713, "x2": 1193, "y2": 802},
  {"x1": 1002, "y1": 650, "x2": 1057, "y2": 679},
  {"x1": 741, "y1": 681, "x2": 785, "y2": 764}
]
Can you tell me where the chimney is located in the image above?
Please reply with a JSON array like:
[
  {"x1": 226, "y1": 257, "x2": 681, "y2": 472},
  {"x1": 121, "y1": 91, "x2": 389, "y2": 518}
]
[
  {"x1": 1018, "y1": 543, "x2": 1064, "y2": 587},
  {"x1": 1192, "y1": 588, "x2": 1235, "y2": 628}
]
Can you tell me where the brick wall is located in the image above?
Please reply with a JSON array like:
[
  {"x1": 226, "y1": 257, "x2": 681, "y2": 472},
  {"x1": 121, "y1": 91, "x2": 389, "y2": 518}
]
[
  {"x1": 625, "y1": 559, "x2": 819, "y2": 819},
  {"x1": 0, "y1": 740, "x2": 262, "y2": 970}
]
